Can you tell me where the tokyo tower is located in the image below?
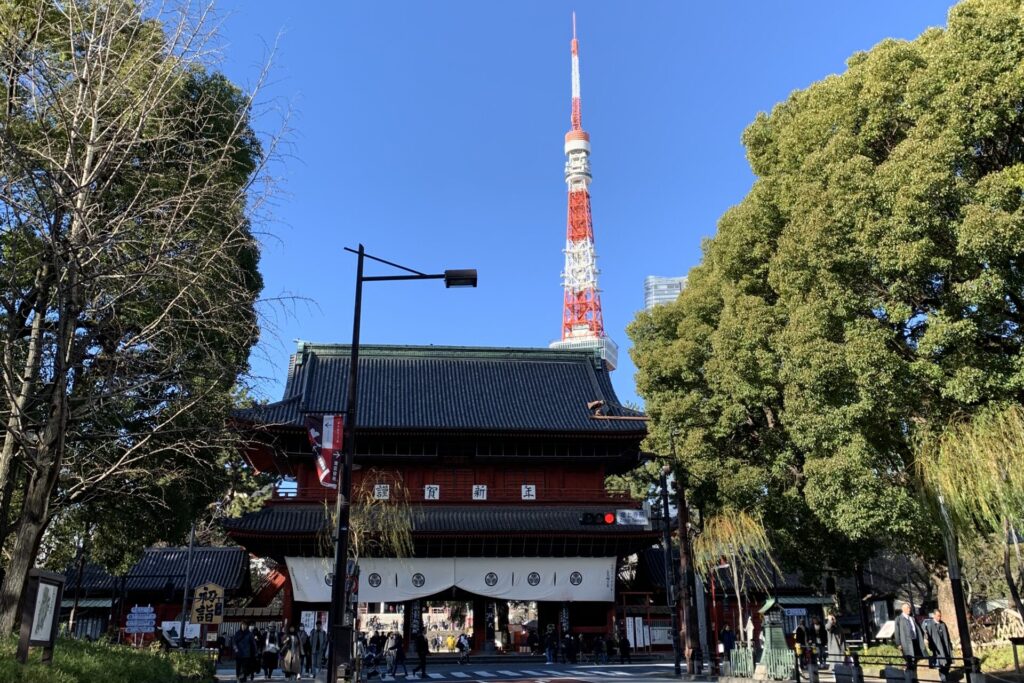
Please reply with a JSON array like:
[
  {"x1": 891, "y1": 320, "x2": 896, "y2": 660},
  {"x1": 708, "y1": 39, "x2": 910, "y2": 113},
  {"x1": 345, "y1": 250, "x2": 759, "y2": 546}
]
[{"x1": 549, "y1": 14, "x2": 618, "y2": 370}]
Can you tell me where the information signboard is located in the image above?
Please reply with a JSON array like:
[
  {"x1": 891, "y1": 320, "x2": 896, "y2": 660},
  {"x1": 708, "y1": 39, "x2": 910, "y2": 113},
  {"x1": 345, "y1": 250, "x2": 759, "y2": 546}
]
[
  {"x1": 125, "y1": 604, "x2": 157, "y2": 634},
  {"x1": 190, "y1": 582, "x2": 224, "y2": 626}
]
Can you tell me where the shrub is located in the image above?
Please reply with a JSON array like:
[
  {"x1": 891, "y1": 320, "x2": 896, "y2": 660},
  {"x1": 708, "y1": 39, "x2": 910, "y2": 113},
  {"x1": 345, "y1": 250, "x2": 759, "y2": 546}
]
[
  {"x1": 0, "y1": 636, "x2": 214, "y2": 683},
  {"x1": 858, "y1": 643, "x2": 904, "y2": 667},
  {"x1": 977, "y1": 643, "x2": 1019, "y2": 672}
]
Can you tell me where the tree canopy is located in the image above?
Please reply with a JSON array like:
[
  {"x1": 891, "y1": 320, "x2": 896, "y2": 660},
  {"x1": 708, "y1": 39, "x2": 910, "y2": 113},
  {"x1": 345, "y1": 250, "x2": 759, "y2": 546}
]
[
  {"x1": 630, "y1": 0, "x2": 1024, "y2": 575},
  {"x1": 0, "y1": 0, "x2": 266, "y2": 631}
]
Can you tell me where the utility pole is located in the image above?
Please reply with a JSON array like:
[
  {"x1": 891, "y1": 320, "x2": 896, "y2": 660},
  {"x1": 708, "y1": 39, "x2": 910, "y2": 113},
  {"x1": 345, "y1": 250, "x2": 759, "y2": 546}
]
[
  {"x1": 660, "y1": 465, "x2": 683, "y2": 676},
  {"x1": 178, "y1": 522, "x2": 195, "y2": 648}
]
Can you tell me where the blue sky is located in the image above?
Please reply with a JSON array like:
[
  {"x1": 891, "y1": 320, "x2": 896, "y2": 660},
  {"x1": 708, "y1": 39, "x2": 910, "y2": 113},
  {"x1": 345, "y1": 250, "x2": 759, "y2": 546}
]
[{"x1": 214, "y1": 0, "x2": 954, "y2": 407}]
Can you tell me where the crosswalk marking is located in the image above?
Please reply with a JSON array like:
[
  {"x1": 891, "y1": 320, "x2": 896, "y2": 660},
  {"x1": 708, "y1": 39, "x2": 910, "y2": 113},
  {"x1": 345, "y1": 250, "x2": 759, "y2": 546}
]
[
  {"x1": 473, "y1": 672, "x2": 496, "y2": 678},
  {"x1": 603, "y1": 671, "x2": 631, "y2": 676},
  {"x1": 542, "y1": 670, "x2": 563, "y2": 676},
  {"x1": 520, "y1": 671, "x2": 546, "y2": 676},
  {"x1": 427, "y1": 674, "x2": 445, "y2": 679},
  {"x1": 497, "y1": 671, "x2": 519, "y2": 677},
  {"x1": 449, "y1": 673, "x2": 470, "y2": 679}
]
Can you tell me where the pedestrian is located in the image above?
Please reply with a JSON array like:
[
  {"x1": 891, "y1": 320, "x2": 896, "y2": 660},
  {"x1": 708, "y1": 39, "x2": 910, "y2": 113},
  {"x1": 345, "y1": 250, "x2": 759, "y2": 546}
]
[
  {"x1": 232, "y1": 622, "x2": 258, "y2": 683},
  {"x1": 411, "y1": 629, "x2": 429, "y2": 678},
  {"x1": 594, "y1": 635, "x2": 607, "y2": 664},
  {"x1": 388, "y1": 630, "x2": 408, "y2": 677},
  {"x1": 296, "y1": 624, "x2": 311, "y2": 677},
  {"x1": 446, "y1": 633, "x2": 456, "y2": 653},
  {"x1": 894, "y1": 603, "x2": 924, "y2": 675},
  {"x1": 720, "y1": 624, "x2": 736, "y2": 668},
  {"x1": 261, "y1": 630, "x2": 279, "y2": 680},
  {"x1": 544, "y1": 629, "x2": 558, "y2": 664},
  {"x1": 457, "y1": 633, "x2": 471, "y2": 665},
  {"x1": 811, "y1": 617, "x2": 827, "y2": 667},
  {"x1": 617, "y1": 632, "x2": 632, "y2": 664},
  {"x1": 280, "y1": 625, "x2": 303, "y2": 680},
  {"x1": 310, "y1": 620, "x2": 328, "y2": 677},
  {"x1": 825, "y1": 612, "x2": 845, "y2": 666},
  {"x1": 563, "y1": 633, "x2": 577, "y2": 664},
  {"x1": 926, "y1": 609, "x2": 954, "y2": 682}
]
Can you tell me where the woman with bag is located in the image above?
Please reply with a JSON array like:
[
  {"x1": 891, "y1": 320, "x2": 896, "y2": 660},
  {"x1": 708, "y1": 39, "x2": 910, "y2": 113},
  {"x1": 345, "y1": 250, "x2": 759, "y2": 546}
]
[
  {"x1": 261, "y1": 629, "x2": 280, "y2": 680},
  {"x1": 280, "y1": 625, "x2": 303, "y2": 680}
]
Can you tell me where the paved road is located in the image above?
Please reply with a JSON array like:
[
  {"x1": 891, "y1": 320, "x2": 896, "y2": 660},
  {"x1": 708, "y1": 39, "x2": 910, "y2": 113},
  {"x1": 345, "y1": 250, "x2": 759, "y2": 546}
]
[{"x1": 217, "y1": 662, "x2": 680, "y2": 682}]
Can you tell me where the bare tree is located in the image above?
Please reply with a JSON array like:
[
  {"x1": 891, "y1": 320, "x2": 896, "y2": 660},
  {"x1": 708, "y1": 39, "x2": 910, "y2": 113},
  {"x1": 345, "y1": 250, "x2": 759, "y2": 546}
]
[{"x1": 0, "y1": 0, "x2": 269, "y2": 631}]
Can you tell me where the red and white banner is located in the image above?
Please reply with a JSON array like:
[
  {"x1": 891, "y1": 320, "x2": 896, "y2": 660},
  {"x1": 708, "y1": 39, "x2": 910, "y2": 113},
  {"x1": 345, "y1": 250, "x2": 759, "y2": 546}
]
[{"x1": 305, "y1": 414, "x2": 343, "y2": 488}]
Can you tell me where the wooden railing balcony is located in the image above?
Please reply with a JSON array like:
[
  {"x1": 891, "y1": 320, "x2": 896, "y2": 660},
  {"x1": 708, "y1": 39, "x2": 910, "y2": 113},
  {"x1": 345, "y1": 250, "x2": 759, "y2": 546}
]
[{"x1": 270, "y1": 484, "x2": 638, "y2": 506}]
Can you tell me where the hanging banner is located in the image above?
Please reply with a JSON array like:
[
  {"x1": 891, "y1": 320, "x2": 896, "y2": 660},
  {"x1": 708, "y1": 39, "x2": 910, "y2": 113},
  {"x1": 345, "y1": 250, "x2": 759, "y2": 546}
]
[
  {"x1": 351, "y1": 557, "x2": 616, "y2": 603},
  {"x1": 305, "y1": 414, "x2": 343, "y2": 488},
  {"x1": 286, "y1": 557, "x2": 334, "y2": 603},
  {"x1": 356, "y1": 558, "x2": 457, "y2": 603}
]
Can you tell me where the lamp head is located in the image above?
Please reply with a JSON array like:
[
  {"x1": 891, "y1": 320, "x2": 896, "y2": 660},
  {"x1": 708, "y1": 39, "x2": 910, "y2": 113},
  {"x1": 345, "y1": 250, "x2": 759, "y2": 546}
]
[{"x1": 444, "y1": 269, "x2": 478, "y2": 288}]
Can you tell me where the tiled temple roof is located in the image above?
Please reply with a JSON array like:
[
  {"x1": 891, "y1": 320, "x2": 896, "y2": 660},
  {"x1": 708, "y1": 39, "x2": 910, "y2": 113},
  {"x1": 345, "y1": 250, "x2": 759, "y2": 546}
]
[{"x1": 234, "y1": 344, "x2": 645, "y2": 435}]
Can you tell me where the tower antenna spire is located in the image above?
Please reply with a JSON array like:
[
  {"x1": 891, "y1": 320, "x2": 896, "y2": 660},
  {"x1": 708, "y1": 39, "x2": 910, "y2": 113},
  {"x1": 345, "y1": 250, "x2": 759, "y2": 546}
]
[{"x1": 550, "y1": 15, "x2": 618, "y2": 370}]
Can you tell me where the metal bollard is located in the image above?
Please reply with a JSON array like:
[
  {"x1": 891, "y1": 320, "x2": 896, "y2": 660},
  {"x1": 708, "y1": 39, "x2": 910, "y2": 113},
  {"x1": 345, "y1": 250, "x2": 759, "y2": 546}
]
[{"x1": 851, "y1": 651, "x2": 864, "y2": 683}]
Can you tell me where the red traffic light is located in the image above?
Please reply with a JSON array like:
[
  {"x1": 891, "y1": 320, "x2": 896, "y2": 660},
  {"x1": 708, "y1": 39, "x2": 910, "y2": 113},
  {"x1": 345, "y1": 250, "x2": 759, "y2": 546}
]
[{"x1": 579, "y1": 511, "x2": 617, "y2": 526}]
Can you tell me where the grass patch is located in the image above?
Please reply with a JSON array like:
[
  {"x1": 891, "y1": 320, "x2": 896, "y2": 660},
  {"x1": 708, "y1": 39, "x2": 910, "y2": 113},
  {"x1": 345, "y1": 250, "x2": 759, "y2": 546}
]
[{"x1": 0, "y1": 636, "x2": 215, "y2": 683}]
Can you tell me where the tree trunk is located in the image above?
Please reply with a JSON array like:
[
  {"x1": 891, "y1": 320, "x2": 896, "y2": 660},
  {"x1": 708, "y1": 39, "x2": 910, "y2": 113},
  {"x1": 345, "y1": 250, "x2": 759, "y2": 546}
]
[
  {"x1": 0, "y1": 442, "x2": 60, "y2": 633},
  {"x1": 1004, "y1": 518, "x2": 1024, "y2": 622},
  {"x1": 732, "y1": 563, "x2": 744, "y2": 633},
  {"x1": 932, "y1": 569, "x2": 960, "y2": 647}
]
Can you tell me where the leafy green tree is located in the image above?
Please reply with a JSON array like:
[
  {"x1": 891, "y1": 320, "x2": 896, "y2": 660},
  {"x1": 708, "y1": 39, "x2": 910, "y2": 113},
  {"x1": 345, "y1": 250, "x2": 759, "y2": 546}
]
[
  {"x1": 0, "y1": 0, "x2": 266, "y2": 631},
  {"x1": 630, "y1": 0, "x2": 1024, "y2": 617}
]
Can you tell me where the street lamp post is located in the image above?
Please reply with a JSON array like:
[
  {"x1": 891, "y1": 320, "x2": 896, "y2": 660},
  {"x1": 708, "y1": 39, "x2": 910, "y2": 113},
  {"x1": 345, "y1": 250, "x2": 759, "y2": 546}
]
[
  {"x1": 327, "y1": 244, "x2": 477, "y2": 683},
  {"x1": 659, "y1": 465, "x2": 683, "y2": 676}
]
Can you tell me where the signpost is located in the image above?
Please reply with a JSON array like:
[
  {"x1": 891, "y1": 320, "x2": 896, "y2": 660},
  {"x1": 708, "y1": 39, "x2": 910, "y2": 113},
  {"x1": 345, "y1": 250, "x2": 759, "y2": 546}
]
[
  {"x1": 16, "y1": 569, "x2": 65, "y2": 665},
  {"x1": 125, "y1": 604, "x2": 157, "y2": 634},
  {"x1": 190, "y1": 582, "x2": 224, "y2": 626}
]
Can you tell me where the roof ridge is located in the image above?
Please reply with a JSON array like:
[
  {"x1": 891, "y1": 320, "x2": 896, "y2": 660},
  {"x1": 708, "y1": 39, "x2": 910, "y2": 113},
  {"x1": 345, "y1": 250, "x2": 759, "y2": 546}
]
[{"x1": 292, "y1": 343, "x2": 601, "y2": 361}]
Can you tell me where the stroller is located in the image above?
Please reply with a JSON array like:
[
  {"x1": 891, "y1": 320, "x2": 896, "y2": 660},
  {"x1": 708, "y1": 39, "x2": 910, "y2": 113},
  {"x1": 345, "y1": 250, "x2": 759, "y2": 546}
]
[{"x1": 362, "y1": 644, "x2": 388, "y2": 680}]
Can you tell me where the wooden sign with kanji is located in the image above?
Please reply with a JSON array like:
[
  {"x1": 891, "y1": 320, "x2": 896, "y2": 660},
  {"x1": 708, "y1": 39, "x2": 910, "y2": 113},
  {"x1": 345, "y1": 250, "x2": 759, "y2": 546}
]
[{"x1": 190, "y1": 582, "x2": 224, "y2": 625}]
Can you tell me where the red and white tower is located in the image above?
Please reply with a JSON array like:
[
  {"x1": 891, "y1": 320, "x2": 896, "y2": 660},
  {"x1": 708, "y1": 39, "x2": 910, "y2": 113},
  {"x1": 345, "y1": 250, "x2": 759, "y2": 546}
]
[{"x1": 550, "y1": 14, "x2": 618, "y2": 370}]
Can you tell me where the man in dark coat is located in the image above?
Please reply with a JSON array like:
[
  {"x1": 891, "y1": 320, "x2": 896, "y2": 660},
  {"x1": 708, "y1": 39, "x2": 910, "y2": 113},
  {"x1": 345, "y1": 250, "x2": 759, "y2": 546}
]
[
  {"x1": 894, "y1": 603, "x2": 925, "y2": 673},
  {"x1": 926, "y1": 609, "x2": 954, "y2": 681},
  {"x1": 231, "y1": 621, "x2": 258, "y2": 683},
  {"x1": 411, "y1": 629, "x2": 429, "y2": 678},
  {"x1": 617, "y1": 632, "x2": 632, "y2": 664}
]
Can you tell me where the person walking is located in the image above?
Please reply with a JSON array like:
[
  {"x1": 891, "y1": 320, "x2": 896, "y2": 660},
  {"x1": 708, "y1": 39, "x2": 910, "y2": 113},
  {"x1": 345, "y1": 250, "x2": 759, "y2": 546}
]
[
  {"x1": 617, "y1": 632, "x2": 632, "y2": 664},
  {"x1": 926, "y1": 609, "x2": 954, "y2": 682},
  {"x1": 296, "y1": 624, "x2": 311, "y2": 678},
  {"x1": 280, "y1": 625, "x2": 303, "y2": 680},
  {"x1": 446, "y1": 633, "x2": 456, "y2": 653},
  {"x1": 310, "y1": 620, "x2": 328, "y2": 678},
  {"x1": 411, "y1": 629, "x2": 429, "y2": 678},
  {"x1": 544, "y1": 629, "x2": 557, "y2": 664},
  {"x1": 825, "y1": 612, "x2": 846, "y2": 667},
  {"x1": 388, "y1": 630, "x2": 408, "y2": 678},
  {"x1": 894, "y1": 603, "x2": 924, "y2": 675},
  {"x1": 457, "y1": 633, "x2": 471, "y2": 665},
  {"x1": 232, "y1": 622, "x2": 258, "y2": 683},
  {"x1": 811, "y1": 617, "x2": 827, "y2": 667},
  {"x1": 261, "y1": 630, "x2": 279, "y2": 680}
]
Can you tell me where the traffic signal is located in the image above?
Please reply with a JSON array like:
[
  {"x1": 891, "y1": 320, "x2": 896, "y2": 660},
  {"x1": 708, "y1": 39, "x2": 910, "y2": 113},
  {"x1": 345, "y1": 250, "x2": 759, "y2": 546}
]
[{"x1": 579, "y1": 511, "x2": 616, "y2": 526}]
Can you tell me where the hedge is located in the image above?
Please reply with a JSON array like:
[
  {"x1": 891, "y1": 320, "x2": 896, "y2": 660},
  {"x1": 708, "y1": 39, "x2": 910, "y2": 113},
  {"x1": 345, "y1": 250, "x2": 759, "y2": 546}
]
[{"x1": 0, "y1": 636, "x2": 215, "y2": 683}]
